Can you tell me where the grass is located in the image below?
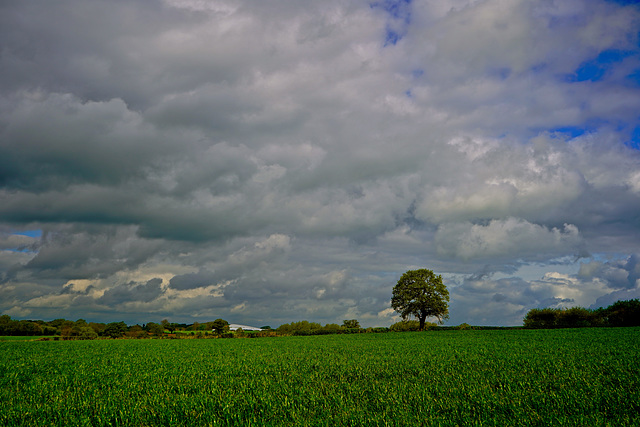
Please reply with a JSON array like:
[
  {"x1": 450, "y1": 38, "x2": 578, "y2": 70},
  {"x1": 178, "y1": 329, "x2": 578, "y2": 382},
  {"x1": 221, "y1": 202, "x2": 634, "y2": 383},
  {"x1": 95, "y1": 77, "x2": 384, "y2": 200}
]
[
  {"x1": 0, "y1": 336, "x2": 56, "y2": 342},
  {"x1": 0, "y1": 328, "x2": 638, "y2": 426}
]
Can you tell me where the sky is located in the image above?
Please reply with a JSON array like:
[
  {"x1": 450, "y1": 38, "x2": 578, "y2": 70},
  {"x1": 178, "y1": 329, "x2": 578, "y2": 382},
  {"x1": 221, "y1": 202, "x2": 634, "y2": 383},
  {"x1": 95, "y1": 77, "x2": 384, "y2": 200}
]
[{"x1": 1, "y1": 0, "x2": 640, "y2": 327}]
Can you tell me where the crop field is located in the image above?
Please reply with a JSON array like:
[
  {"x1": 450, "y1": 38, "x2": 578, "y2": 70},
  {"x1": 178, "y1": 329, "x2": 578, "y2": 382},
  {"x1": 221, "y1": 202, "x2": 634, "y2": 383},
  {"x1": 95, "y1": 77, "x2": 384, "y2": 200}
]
[{"x1": 1, "y1": 328, "x2": 638, "y2": 426}]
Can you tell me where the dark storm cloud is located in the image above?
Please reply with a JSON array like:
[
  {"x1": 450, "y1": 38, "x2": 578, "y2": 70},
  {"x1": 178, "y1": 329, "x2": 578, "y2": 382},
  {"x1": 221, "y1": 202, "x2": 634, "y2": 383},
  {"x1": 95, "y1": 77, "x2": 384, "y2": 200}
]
[
  {"x1": 169, "y1": 269, "x2": 218, "y2": 291},
  {"x1": 0, "y1": 0, "x2": 211, "y2": 109},
  {"x1": 21, "y1": 226, "x2": 162, "y2": 281},
  {"x1": 0, "y1": 94, "x2": 183, "y2": 191},
  {"x1": 99, "y1": 278, "x2": 164, "y2": 306}
]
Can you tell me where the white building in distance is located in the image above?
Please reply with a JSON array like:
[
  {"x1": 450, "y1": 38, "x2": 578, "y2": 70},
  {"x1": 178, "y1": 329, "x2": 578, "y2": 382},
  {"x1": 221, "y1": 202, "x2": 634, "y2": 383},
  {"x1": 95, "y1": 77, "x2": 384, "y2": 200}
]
[{"x1": 228, "y1": 324, "x2": 263, "y2": 331}]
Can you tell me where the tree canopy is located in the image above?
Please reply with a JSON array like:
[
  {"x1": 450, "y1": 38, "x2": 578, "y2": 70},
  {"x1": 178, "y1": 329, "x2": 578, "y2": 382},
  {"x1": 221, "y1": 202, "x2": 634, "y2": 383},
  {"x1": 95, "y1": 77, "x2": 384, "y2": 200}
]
[
  {"x1": 391, "y1": 269, "x2": 449, "y2": 330},
  {"x1": 211, "y1": 318, "x2": 230, "y2": 335},
  {"x1": 342, "y1": 319, "x2": 360, "y2": 329}
]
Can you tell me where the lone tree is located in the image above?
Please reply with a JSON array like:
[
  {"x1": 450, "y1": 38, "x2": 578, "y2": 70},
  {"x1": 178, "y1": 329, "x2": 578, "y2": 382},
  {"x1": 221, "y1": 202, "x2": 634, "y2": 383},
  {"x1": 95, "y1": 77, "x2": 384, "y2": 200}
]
[
  {"x1": 391, "y1": 269, "x2": 449, "y2": 330},
  {"x1": 211, "y1": 318, "x2": 230, "y2": 335}
]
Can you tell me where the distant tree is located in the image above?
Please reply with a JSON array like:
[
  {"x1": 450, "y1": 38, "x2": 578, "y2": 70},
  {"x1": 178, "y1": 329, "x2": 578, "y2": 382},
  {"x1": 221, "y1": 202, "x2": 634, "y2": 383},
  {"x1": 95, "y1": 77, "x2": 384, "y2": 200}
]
[
  {"x1": 14, "y1": 320, "x2": 43, "y2": 336},
  {"x1": 391, "y1": 269, "x2": 450, "y2": 330},
  {"x1": 277, "y1": 321, "x2": 322, "y2": 334},
  {"x1": 602, "y1": 299, "x2": 640, "y2": 327},
  {"x1": 127, "y1": 324, "x2": 147, "y2": 338},
  {"x1": 145, "y1": 322, "x2": 165, "y2": 336},
  {"x1": 455, "y1": 323, "x2": 474, "y2": 330},
  {"x1": 524, "y1": 305, "x2": 610, "y2": 329},
  {"x1": 48, "y1": 318, "x2": 66, "y2": 330},
  {"x1": 77, "y1": 326, "x2": 98, "y2": 340},
  {"x1": 89, "y1": 322, "x2": 106, "y2": 336},
  {"x1": 60, "y1": 320, "x2": 75, "y2": 338},
  {"x1": 211, "y1": 318, "x2": 229, "y2": 335},
  {"x1": 103, "y1": 322, "x2": 128, "y2": 338},
  {"x1": 557, "y1": 307, "x2": 596, "y2": 328},
  {"x1": 523, "y1": 308, "x2": 560, "y2": 328},
  {"x1": 323, "y1": 323, "x2": 341, "y2": 331},
  {"x1": 342, "y1": 319, "x2": 360, "y2": 329},
  {"x1": 204, "y1": 321, "x2": 216, "y2": 331}
]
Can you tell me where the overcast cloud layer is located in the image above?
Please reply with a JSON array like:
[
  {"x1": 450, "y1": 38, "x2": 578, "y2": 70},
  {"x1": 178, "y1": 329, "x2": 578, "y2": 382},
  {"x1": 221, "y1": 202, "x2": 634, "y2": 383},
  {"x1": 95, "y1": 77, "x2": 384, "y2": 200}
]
[{"x1": 1, "y1": 0, "x2": 640, "y2": 327}]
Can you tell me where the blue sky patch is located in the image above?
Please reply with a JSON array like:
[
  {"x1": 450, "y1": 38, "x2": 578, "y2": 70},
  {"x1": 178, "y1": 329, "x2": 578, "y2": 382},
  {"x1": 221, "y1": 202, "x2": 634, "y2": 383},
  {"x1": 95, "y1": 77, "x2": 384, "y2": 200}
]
[
  {"x1": 13, "y1": 229, "x2": 42, "y2": 238},
  {"x1": 371, "y1": 0, "x2": 412, "y2": 46},
  {"x1": 626, "y1": 125, "x2": 640, "y2": 150},
  {"x1": 605, "y1": 0, "x2": 640, "y2": 6},
  {"x1": 550, "y1": 126, "x2": 590, "y2": 139},
  {"x1": 565, "y1": 49, "x2": 635, "y2": 82},
  {"x1": 626, "y1": 68, "x2": 640, "y2": 86},
  {"x1": 384, "y1": 30, "x2": 403, "y2": 46},
  {"x1": 4, "y1": 229, "x2": 41, "y2": 253}
]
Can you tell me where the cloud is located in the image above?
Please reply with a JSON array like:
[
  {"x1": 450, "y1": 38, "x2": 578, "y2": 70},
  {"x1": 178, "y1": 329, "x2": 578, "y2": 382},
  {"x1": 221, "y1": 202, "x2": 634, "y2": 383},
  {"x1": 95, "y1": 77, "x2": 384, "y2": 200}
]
[
  {"x1": 434, "y1": 219, "x2": 583, "y2": 261},
  {"x1": 578, "y1": 254, "x2": 640, "y2": 289},
  {"x1": 98, "y1": 278, "x2": 164, "y2": 306},
  {"x1": 0, "y1": 232, "x2": 39, "y2": 252},
  {"x1": 0, "y1": 0, "x2": 639, "y2": 326}
]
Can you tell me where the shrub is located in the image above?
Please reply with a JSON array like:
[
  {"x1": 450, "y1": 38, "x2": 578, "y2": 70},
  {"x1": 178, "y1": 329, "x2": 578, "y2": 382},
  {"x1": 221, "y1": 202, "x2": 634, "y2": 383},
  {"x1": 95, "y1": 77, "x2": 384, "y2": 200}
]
[
  {"x1": 390, "y1": 320, "x2": 421, "y2": 332},
  {"x1": 455, "y1": 323, "x2": 474, "y2": 330}
]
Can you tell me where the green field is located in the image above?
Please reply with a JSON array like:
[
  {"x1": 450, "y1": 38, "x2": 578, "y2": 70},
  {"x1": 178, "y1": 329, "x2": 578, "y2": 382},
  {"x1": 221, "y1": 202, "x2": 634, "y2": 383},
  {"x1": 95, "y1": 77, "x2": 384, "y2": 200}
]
[
  {"x1": 1, "y1": 328, "x2": 638, "y2": 426},
  {"x1": 0, "y1": 336, "x2": 57, "y2": 342}
]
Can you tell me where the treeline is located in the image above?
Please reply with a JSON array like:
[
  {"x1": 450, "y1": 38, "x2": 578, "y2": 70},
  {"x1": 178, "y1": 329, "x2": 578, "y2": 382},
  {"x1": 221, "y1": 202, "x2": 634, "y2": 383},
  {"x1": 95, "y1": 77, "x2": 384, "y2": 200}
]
[
  {"x1": 523, "y1": 299, "x2": 640, "y2": 329},
  {"x1": 271, "y1": 319, "x2": 481, "y2": 334},
  {"x1": 0, "y1": 315, "x2": 223, "y2": 339},
  {"x1": 274, "y1": 319, "x2": 389, "y2": 336},
  {"x1": 5, "y1": 300, "x2": 636, "y2": 339},
  {"x1": 0, "y1": 316, "x2": 432, "y2": 339}
]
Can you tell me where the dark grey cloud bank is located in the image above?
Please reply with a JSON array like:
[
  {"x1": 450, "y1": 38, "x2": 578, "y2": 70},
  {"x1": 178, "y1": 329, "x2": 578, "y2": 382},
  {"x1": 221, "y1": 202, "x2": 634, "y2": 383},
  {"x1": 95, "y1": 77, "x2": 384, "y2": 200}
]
[{"x1": 1, "y1": 0, "x2": 640, "y2": 326}]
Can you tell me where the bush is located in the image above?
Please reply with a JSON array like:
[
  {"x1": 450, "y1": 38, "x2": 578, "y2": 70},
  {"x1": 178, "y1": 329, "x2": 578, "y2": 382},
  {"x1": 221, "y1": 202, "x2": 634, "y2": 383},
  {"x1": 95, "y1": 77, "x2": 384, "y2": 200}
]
[
  {"x1": 390, "y1": 320, "x2": 420, "y2": 332},
  {"x1": 254, "y1": 330, "x2": 278, "y2": 338},
  {"x1": 455, "y1": 323, "x2": 474, "y2": 330},
  {"x1": 277, "y1": 321, "x2": 322, "y2": 335}
]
